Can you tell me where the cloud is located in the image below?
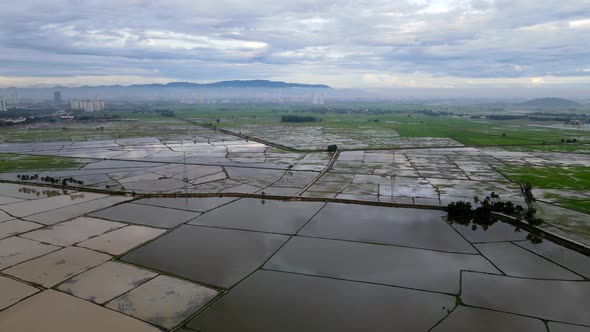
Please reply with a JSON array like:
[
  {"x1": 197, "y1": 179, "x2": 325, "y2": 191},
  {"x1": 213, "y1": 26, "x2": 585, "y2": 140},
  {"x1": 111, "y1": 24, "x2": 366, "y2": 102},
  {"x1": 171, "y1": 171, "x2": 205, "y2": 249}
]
[
  {"x1": 0, "y1": 75, "x2": 175, "y2": 88},
  {"x1": 569, "y1": 19, "x2": 590, "y2": 28},
  {"x1": 0, "y1": 0, "x2": 590, "y2": 88}
]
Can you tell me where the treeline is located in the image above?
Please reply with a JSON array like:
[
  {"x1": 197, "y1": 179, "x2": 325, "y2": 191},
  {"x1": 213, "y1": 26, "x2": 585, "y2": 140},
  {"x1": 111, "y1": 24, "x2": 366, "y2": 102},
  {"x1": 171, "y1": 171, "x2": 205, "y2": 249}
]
[
  {"x1": 483, "y1": 114, "x2": 586, "y2": 122},
  {"x1": 0, "y1": 118, "x2": 37, "y2": 126},
  {"x1": 76, "y1": 114, "x2": 121, "y2": 121},
  {"x1": 530, "y1": 112, "x2": 589, "y2": 118},
  {"x1": 281, "y1": 115, "x2": 319, "y2": 123},
  {"x1": 132, "y1": 109, "x2": 176, "y2": 117},
  {"x1": 155, "y1": 110, "x2": 176, "y2": 117},
  {"x1": 413, "y1": 109, "x2": 454, "y2": 116},
  {"x1": 287, "y1": 108, "x2": 438, "y2": 115}
]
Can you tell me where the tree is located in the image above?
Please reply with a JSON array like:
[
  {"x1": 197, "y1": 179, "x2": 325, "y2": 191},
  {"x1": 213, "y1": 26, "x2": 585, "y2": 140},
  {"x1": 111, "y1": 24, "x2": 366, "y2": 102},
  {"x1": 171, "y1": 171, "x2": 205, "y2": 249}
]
[
  {"x1": 327, "y1": 145, "x2": 338, "y2": 153},
  {"x1": 522, "y1": 182, "x2": 536, "y2": 205}
]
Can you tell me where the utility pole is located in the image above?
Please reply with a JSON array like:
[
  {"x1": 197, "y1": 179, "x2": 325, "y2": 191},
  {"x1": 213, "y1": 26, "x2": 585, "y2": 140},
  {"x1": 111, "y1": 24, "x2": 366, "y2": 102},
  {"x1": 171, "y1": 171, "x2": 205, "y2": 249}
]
[{"x1": 183, "y1": 152, "x2": 188, "y2": 193}]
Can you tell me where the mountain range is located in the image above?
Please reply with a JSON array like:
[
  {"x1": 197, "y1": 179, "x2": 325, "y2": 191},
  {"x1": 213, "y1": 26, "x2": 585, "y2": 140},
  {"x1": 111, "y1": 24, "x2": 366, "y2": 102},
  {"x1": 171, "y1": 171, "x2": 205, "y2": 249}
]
[
  {"x1": 9, "y1": 80, "x2": 332, "y2": 91},
  {"x1": 0, "y1": 80, "x2": 332, "y2": 101}
]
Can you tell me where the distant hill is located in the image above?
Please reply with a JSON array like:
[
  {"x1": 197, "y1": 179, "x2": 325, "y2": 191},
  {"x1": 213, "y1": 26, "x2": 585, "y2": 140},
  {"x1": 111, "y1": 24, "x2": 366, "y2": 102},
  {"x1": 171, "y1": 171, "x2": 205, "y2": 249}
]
[
  {"x1": 519, "y1": 97, "x2": 580, "y2": 108},
  {"x1": 0, "y1": 80, "x2": 332, "y2": 101},
  {"x1": 172, "y1": 80, "x2": 331, "y2": 89},
  {"x1": 83, "y1": 80, "x2": 332, "y2": 90}
]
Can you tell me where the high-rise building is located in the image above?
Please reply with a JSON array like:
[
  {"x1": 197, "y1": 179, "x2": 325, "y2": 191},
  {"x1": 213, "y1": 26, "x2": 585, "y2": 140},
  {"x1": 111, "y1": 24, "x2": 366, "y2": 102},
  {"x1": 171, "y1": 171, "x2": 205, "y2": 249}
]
[
  {"x1": 54, "y1": 91, "x2": 62, "y2": 104},
  {"x1": 70, "y1": 99, "x2": 105, "y2": 112},
  {"x1": 9, "y1": 92, "x2": 19, "y2": 105},
  {"x1": 0, "y1": 97, "x2": 7, "y2": 111},
  {"x1": 312, "y1": 93, "x2": 325, "y2": 105}
]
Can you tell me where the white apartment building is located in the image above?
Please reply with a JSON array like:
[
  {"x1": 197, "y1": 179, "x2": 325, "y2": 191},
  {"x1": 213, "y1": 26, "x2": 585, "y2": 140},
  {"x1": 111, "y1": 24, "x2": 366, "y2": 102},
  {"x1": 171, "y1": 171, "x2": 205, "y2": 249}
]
[{"x1": 71, "y1": 99, "x2": 105, "y2": 112}]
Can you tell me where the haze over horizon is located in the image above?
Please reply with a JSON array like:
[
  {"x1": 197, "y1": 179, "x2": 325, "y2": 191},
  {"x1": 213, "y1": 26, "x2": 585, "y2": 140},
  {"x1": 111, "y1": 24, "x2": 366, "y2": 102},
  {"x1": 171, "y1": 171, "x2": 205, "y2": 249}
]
[{"x1": 1, "y1": 0, "x2": 590, "y2": 96}]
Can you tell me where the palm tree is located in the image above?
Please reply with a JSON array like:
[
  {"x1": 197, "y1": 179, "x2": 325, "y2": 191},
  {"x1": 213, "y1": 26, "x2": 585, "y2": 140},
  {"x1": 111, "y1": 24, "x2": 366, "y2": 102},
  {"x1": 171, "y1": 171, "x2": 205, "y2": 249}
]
[{"x1": 522, "y1": 182, "x2": 536, "y2": 205}]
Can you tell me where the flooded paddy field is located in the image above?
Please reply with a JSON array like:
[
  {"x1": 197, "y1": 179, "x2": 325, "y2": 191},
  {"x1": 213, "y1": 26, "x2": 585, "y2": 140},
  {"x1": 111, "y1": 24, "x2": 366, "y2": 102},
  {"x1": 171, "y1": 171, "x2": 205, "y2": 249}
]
[
  {"x1": 0, "y1": 190, "x2": 588, "y2": 331},
  {"x1": 0, "y1": 120, "x2": 589, "y2": 331},
  {"x1": 1, "y1": 130, "x2": 589, "y2": 243},
  {"x1": 226, "y1": 124, "x2": 462, "y2": 150}
]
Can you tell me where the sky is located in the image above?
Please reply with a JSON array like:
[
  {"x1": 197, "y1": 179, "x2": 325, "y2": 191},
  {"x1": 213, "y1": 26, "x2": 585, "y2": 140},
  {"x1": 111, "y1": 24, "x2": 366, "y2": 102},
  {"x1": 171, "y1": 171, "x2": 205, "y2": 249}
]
[{"x1": 1, "y1": 0, "x2": 590, "y2": 90}]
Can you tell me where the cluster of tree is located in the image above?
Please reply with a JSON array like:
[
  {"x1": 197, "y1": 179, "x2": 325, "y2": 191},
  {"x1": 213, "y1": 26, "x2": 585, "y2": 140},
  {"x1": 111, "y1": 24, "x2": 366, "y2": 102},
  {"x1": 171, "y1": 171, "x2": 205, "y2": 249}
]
[
  {"x1": 17, "y1": 174, "x2": 84, "y2": 186},
  {"x1": 132, "y1": 109, "x2": 176, "y2": 117},
  {"x1": 16, "y1": 174, "x2": 39, "y2": 181},
  {"x1": 0, "y1": 107, "x2": 56, "y2": 118},
  {"x1": 447, "y1": 187, "x2": 543, "y2": 230},
  {"x1": 297, "y1": 108, "x2": 440, "y2": 116},
  {"x1": 487, "y1": 115, "x2": 571, "y2": 121},
  {"x1": 155, "y1": 110, "x2": 176, "y2": 117},
  {"x1": 413, "y1": 109, "x2": 454, "y2": 116},
  {"x1": 532, "y1": 116, "x2": 578, "y2": 122},
  {"x1": 486, "y1": 115, "x2": 526, "y2": 120},
  {"x1": 561, "y1": 138, "x2": 578, "y2": 143},
  {"x1": 281, "y1": 115, "x2": 319, "y2": 123},
  {"x1": 486, "y1": 113, "x2": 587, "y2": 122}
]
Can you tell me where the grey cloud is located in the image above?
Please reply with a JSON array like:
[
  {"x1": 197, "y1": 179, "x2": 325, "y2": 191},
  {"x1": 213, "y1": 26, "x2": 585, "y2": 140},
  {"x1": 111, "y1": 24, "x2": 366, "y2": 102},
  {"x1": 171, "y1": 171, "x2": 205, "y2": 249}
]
[{"x1": 0, "y1": 0, "x2": 590, "y2": 86}]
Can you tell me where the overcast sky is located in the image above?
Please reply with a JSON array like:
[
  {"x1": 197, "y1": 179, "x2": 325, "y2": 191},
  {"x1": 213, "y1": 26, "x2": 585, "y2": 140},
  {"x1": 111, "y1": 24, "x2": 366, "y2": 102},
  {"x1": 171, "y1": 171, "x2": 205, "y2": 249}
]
[{"x1": 1, "y1": 0, "x2": 589, "y2": 89}]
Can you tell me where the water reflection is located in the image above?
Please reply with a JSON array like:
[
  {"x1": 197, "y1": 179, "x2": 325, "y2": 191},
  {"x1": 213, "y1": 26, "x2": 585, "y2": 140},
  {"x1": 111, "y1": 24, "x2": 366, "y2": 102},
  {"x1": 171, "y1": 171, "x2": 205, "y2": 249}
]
[
  {"x1": 447, "y1": 212, "x2": 501, "y2": 231},
  {"x1": 526, "y1": 234, "x2": 543, "y2": 244},
  {"x1": 447, "y1": 216, "x2": 543, "y2": 244},
  {"x1": 17, "y1": 186, "x2": 86, "y2": 200},
  {"x1": 447, "y1": 192, "x2": 544, "y2": 244},
  {"x1": 18, "y1": 186, "x2": 66, "y2": 197},
  {"x1": 70, "y1": 193, "x2": 86, "y2": 200}
]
